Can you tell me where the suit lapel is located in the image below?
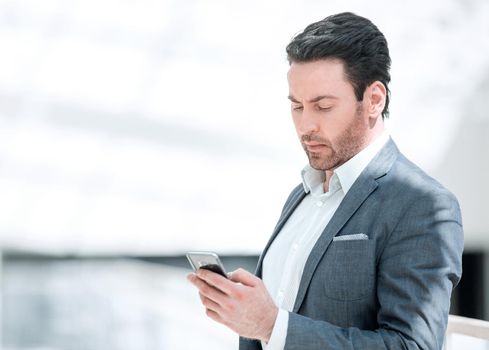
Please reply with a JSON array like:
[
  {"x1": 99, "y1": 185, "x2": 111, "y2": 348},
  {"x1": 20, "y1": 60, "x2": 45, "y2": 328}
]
[
  {"x1": 293, "y1": 139, "x2": 399, "y2": 312},
  {"x1": 292, "y1": 177, "x2": 378, "y2": 311}
]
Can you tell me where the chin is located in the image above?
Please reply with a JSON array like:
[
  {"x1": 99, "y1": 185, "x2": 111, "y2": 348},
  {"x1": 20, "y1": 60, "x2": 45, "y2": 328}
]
[
  {"x1": 308, "y1": 158, "x2": 328, "y2": 171},
  {"x1": 308, "y1": 154, "x2": 342, "y2": 171}
]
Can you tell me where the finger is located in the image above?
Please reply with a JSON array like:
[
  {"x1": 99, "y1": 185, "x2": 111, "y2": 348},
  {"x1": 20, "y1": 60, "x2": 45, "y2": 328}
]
[
  {"x1": 190, "y1": 273, "x2": 227, "y2": 303},
  {"x1": 196, "y1": 268, "x2": 236, "y2": 295},
  {"x1": 205, "y1": 308, "x2": 225, "y2": 325},
  {"x1": 186, "y1": 273, "x2": 201, "y2": 286},
  {"x1": 199, "y1": 292, "x2": 221, "y2": 312},
  {"x1": 228, "y1": 268, "x2": 260, "y2": 287}
]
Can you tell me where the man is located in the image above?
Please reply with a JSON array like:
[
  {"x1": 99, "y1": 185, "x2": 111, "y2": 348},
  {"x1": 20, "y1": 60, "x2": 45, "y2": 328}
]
[{"x1": 187, "y1": 12, "x2": 463, "y2": 349}]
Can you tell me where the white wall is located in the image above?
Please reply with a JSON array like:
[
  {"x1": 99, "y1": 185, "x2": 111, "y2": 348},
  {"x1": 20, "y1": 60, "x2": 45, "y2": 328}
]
[{"x1": 0, "y1": 0, "x2": 488, "y2": 255}]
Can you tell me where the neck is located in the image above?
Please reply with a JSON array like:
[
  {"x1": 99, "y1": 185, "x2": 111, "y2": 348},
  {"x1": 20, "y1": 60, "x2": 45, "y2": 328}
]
[{"x1": 323, "y1": 170, "x2": 335, "y2": 193}]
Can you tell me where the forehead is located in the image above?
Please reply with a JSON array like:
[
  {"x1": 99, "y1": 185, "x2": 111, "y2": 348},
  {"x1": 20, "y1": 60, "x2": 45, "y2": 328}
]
[{"x1": 287, "y1": 59, "x2": 353, "y2": 99}]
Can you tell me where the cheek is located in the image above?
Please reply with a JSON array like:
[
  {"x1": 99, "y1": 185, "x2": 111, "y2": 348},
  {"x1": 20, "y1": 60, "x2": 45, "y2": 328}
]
[
  {"x1": 326, "y1": 106, "x2": 359, "y2": 132},
  {"x1": 317, "y1": 112, "x2": 345, "y2": 136}
]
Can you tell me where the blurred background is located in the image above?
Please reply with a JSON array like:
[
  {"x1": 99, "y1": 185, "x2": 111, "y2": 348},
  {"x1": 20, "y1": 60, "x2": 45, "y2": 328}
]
[{"x1": 0, "y1": 0, "x2": 488, "y2": 349}]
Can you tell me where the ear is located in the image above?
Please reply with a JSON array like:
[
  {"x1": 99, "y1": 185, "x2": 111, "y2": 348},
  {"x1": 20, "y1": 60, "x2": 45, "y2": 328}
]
[{"x1": 366, "y1": 81, "x2": 386, "y2": 120}]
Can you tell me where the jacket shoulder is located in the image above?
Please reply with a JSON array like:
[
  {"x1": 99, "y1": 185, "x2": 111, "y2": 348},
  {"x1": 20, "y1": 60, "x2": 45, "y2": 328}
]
[{"x1": 383, "y1": 152, "x2": 462, "y2": 223}]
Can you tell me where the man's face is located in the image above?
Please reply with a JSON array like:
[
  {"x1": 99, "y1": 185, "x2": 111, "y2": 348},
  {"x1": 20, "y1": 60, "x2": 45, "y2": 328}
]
[{"x1": 287, "y1": 59, "x2": 370, "y2": 171}]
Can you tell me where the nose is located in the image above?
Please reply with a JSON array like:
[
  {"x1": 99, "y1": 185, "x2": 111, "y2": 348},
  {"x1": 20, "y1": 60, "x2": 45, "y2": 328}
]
[{"x1": 295, "y1": 107, "x2": 319, "y2": 135}]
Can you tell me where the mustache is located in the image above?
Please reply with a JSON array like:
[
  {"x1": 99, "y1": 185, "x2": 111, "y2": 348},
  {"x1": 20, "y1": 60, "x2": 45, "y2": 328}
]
[{"x1": 301, "y1": 134, "x2": 331, "y2": 146}]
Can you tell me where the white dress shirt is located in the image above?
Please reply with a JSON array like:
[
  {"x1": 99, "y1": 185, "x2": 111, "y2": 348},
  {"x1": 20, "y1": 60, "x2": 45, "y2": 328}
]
[{"x1": 261, "y1": 131, "x2": 390, "y2": 349}]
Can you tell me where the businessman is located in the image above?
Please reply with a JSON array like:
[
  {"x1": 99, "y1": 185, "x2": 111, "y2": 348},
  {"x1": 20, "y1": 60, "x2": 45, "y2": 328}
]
[{"x1": 187, "y1": 12, "x2": 464, "y2": 349}]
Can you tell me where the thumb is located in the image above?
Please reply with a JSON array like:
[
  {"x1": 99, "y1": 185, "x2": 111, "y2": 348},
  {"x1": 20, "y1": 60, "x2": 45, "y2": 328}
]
[{"x1": 228, "y1": 268, "x2": 260, "y2": 287}]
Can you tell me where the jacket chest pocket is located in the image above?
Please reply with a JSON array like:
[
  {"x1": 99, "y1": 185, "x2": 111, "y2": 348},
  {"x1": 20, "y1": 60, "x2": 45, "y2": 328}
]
[{"x1": 317, "y1": 240, "x2": 375, "y2": 301}]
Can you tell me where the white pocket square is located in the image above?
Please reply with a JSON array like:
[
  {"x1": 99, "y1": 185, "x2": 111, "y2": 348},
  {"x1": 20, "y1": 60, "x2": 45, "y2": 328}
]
[{"x1": 333, "y1": 233, "x2": 368, "y2": 241}]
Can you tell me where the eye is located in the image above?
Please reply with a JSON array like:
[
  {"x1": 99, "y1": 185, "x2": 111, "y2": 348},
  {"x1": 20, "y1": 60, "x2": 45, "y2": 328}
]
[
  {"x1": 292, "y1": 105, "x2": 303, "y2": 111},
  {"x1": 317, "y1": 106, "x2": 333, "y2": 112}
]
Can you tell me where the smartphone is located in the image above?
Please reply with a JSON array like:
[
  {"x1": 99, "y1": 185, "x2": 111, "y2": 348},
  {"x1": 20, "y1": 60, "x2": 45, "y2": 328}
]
[{"x1": 186, "y1": 251, "x2": 228, "y2": 278}]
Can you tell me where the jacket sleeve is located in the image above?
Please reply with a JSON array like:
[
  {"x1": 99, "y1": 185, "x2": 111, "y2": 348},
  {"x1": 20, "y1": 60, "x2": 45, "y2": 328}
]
[{"x1": 284, "y1": 191, "x2": 464, "y2": 350}]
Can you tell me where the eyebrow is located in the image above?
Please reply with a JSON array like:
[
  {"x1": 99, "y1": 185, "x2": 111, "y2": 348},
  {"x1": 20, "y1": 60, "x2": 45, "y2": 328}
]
[{"x1": 287, "y1": 94, "x2": 339, "y2": 103}]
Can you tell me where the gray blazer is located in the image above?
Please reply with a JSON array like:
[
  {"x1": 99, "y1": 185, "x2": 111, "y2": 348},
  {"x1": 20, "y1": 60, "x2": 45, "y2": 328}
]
[{"x1": 239, "y1": 139, "x2": 463, "y2": 350}]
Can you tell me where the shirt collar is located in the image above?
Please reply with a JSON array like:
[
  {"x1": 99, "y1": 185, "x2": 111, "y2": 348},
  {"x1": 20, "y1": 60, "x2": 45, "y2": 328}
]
[{"x1": 301, "y1": 130, "x2": 391, "y2": 195}]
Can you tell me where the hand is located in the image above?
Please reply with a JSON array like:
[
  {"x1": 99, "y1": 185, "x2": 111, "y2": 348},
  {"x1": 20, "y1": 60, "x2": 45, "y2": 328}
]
[{"x1": 187, "y1": 268, "x2": 278, "y2": 342}]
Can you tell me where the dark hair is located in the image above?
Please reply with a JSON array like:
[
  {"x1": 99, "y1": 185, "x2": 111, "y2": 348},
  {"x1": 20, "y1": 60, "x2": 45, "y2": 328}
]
[{"x1": 286, "y1": 12, "x2": 391, "y2": 119}]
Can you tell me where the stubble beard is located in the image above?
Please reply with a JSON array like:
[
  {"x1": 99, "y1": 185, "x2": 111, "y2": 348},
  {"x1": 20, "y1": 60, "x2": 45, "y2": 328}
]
[{"x1": 302, "y1": 104, "x2": 369, "y2": 171}]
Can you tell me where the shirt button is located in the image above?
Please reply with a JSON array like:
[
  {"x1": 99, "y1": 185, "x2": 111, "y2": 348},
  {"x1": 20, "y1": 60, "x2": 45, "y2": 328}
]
[
  {"x1": 292, "y1": 243, "x2": 299, "y2": 251},
  {"x1": 316, "y1": 201, "x2": 323, "y2": 207}
]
